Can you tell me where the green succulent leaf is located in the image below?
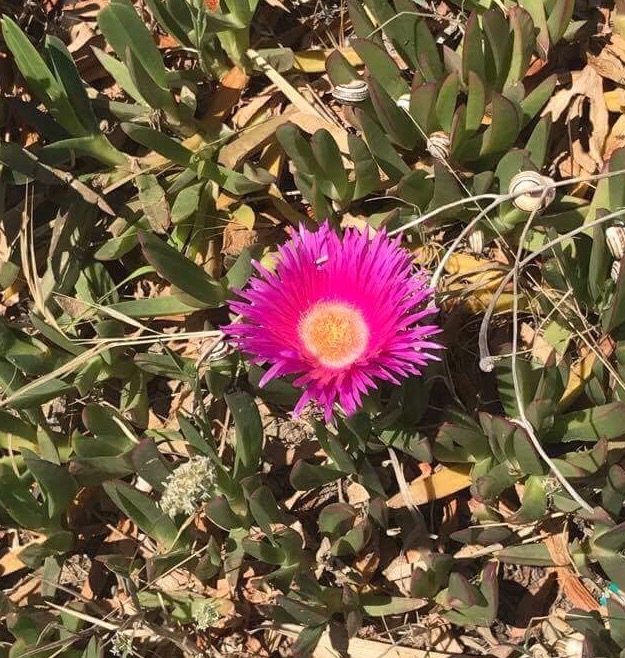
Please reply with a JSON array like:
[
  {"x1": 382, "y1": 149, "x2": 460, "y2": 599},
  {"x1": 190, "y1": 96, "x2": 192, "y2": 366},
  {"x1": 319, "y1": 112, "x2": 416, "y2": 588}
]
[
  {"x1": 318, "y1": 503, "x2": 358, "y2": 537},
  {"x1": 546, "y1": 0, "x2": 575, "y2": 45},
  {"x1": 482, "y1": 8, "x2": 512, "y2": 89},
  {"x1": 436, "y1": 73, "x2": 460, "y2": 134},
  {"x1": 465, "y1": 71, "x2": 486, "y2": 134},
  {"x1": 547, "y1": 402, "x2": 625, "y2": 443},
  {"x1": 311, "y1": 130, "x2": 350, "y2": 203},
  {"x1": 519, "y1": 0, "x2": 550, "y2": 57},
  {"x1": 410, "y1": 82, "x2": 439, "y2": 136},
  {"x1": 350, "y1": 135, "x2": 382, "y2": 199},
  {"x1": 479, "y1": 92, "x2": 521, "y2": 157},
  {"x1": 226, "y1": 391, "x2": 263, "y2": 480},
  {"x1": 138, "y1": 231, "x2": 226, "y2": 307},
  {"x1": 290, "y1": 460, "x2": 344, "y2": 490},
  {"x1": 351, "y1": 38, "x2": 408, "y2": 100},
  {"x1": 98, "y1": 0, "x2": 170, "y2": 90},
  {"x1": 360, "y1": 112, "x2": 410, "y2": 180},
  {"x1": 0, "y1": 462, "x2": 46, "y2": 531},
  {"x1": 103, "y1": 480, "x2": 183, "y2": 550},
  {"x1": 368, "y1": 78, "x2": 419, "y2": 149},
  {"x1": 462, "y1": 13, "x2": 486, "y2": 85},
  {"x1": 360, "y1": 593, "x2": 427, "y2": 616},
  {"x1": 505, "y1": 7, "x2": 535, "y2": 89},
  {"x1": 1, "y1": 17, "x2": 88, "y2": 137}
]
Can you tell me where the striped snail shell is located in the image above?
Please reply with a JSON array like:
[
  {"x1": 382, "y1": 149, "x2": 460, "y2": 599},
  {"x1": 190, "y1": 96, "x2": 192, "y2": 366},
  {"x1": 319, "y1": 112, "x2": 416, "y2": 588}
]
[
  {"x1": 206, "y1": 338, "x2": 233, "y2": 362},
  {"x1": 332, "y1": 79, "x2": 369, "y2": 103},
  {"x1": 396, "y1": 93, "x2": 411, "y2": 111},
  {"x1": 508, "y1": 171, "x2": 556, "y2": 212},
  {"x1": 612, "y1": 260, "x2": 622, "y2": 283},
  {"x1": 426, "y1": 131, "x2": 451, "y2": 161},
  {"x1": 606, "y1": 225, "x2": 625, "y2": 260},
  {"x1": 468, "y1": 228, "x2": 485, "y2": 254}
]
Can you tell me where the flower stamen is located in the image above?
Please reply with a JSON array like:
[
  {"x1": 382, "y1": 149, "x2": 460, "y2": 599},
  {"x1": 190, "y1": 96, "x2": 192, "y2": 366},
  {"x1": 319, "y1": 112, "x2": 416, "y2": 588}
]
[{"x1": 299, "y1": 301, "x2": 369, "y2": 369}]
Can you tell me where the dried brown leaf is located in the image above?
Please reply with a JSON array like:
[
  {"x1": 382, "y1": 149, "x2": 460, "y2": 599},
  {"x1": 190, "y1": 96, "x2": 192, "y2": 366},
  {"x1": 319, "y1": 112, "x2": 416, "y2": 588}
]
[
  {"x1": 219, "y1": 109, "x2": 298, "y2": 169},
  {"x1": 206, "y1": 66, "x2": 249, "y2": 121},
  {"x1": 542, "y1": 67, "x2": 608, "y2": 174},
  {"x1": 588, "y1": 35, "x2": 625, "y2": 84}
]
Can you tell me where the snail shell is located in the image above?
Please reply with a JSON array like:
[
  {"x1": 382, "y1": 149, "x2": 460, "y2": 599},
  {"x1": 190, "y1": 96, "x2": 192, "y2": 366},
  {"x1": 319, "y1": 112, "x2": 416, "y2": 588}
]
[
  {"x1": 332, "y1": 79, "x2": 369, "y2": 103},
  {"x1": 508, "y1": 171, "x2": 556, "y2": 212},
  {"x1": 206, "y1": 338, "x2": 233, "y2": 362},
  {"x1": 426, "y1": 131, "x2": 451, "y2": 161},
  {"x1": 606, "y1": 225, "x2": 625, "y2": 261},
  {"x1": 468, "y1": 229, "x2": 485, "y2": 254},
  {"x1": 612, "y1": 260, "x2": 621, "y2": 283},
  {"x1": 396, "y1": 93, "x2": 411, "y2": 111}
]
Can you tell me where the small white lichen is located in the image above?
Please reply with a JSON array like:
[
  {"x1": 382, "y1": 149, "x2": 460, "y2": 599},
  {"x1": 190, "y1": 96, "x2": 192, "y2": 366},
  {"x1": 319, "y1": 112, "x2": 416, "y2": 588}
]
[
  {"x1": 194, "y1": 598, "x2": 220, "y2": 630},
  {"x1": 159, "y1": 456, "x2": 216, "y2": 518},
  {"x1": 110, "y1": 631, "x2": 133, "y2": 657}
]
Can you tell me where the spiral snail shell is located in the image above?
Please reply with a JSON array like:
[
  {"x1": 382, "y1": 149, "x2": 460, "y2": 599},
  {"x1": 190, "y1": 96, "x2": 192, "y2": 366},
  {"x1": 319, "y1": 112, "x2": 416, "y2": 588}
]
[
  {"x1": 426, "y1": 131, "x2": 451, "y2": 161},
  {"x1": 202, "y1": 335, "x2": 234, "y2": 364},
  {"x1": 332, "y1": 79, "x2": 369, "y2": 103},
  {"x1": 396, "y1": 93, "x2": 411, "y2": 111},
  {"x1": 508, "y1": 171, "x2": 556, "y2": 212},
  {"x1": 606, "y1": 225, "x2": 625, "y2": 261},
  {"x1": 612, "y1": 260, "x2": 622, "y2": 283},
  {"x1": 468, "y1": 229, "x2": 485, "y2": 254}
]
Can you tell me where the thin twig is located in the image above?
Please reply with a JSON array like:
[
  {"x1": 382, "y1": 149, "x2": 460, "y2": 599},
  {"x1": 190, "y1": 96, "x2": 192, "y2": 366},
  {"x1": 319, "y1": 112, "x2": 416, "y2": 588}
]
[{"x1": 246, "y1": 48, "x2": 327, "y2": 120}]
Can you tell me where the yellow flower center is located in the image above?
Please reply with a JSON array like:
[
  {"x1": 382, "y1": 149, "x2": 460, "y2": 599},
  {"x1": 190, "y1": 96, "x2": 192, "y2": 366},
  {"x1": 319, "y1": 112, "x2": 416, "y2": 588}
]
[{"x1": 299, "y1": 301, "x2": 369, "y2": 369}]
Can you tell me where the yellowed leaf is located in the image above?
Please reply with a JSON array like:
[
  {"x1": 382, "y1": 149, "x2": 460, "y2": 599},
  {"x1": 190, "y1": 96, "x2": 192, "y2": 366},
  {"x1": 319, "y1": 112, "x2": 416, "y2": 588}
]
[
  {"x1": 277, "y1": 624, "x2": 458, "y2": 658},
  {"x1": 445, "y1": 252, "x2": 497, "y2": 275},
  {"x1": 604, "y1": 113, "x2": 625, "y2": 161},
  {"x1": 0, "y1": 548, "x2": 27, "y2": 577},
  {"x1": 442, "y1": 252, "x2": 522, "y2": 313},
  {"x1": 605, "y1": 88, "x2": 625, "y2": 112},
  {"x1": 231, "y1": 204, "x2": 255, "y2": 230},
  {"x1": 293, "y1": 49, "x2": 363, "y2": 73},
  {"x1": 588, "y1": 34, "x2": 625, "y2": 84},
  {"x1": 559, "y1": 335, "x2": 615, "y2": 410},
  {"x1": 386, "y1": 464, "x2": 472, "y2": 508},
  {"x1": 222, "y1": 220, "x2": 258, "y2": 257},
  {"x1": 520, "y1": 322, "x2": 556, "y2": 366},
  {"x1": 544, "y1": 533, "x2": 601, "y2": 612},
  {"x1": 216, "y1": 191, "x2": 239, "y2": 211},
  {"x1": 258, "y1": 140, "x2": 284, "y2": 178},
  {"x1": 233, "y1": 92, "x2": 275, "y2": 129}
]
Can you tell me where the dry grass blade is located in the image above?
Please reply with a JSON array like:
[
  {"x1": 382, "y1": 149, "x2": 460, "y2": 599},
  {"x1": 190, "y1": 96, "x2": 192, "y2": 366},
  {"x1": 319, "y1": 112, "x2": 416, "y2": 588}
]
[{"x1": 246, "y1": 48, "x2": 327, "y2": 120}]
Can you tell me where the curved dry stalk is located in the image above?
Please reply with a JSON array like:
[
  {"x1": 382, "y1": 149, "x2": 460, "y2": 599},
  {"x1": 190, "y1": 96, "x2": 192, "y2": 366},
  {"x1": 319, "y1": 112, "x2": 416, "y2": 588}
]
[
  {"x1": 471, "y1": 204, "x2": 625, "y2": 513},
  {"x1": 393, "y1": 167, "x2": 625, "y2": 261},
  {"x1": 477, "y1": 205, "x2": 625, "y2": 371},
  {"x1": 429, "y1": 196, "x2": 506, "y2": 290},
  {"x1": 387, "y1": 193, "x2": 504, "y2": 238},
  {"x1": 507, "y1": 191, "x2": 595, "y2": 513}
]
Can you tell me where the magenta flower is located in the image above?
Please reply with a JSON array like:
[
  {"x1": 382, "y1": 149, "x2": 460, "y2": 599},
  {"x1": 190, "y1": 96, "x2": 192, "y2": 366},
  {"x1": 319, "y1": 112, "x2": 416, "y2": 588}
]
[{"x1": 224, "y1": 222, "x2": 441, "y2": 421}]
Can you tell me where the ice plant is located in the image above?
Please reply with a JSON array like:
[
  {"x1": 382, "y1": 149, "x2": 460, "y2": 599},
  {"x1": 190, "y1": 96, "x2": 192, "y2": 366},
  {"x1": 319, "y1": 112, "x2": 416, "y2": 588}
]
[{"x1": 224, "y1": 222, "x2": 441, "y2": 421}]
